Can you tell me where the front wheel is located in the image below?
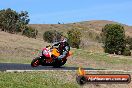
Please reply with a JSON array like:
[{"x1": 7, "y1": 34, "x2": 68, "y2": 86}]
[{"x1": 31, "y1": 57, "x2": 40, "y2": 67}]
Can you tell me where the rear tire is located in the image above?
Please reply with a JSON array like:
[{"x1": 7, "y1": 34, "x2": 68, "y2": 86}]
[
  {"x1": 53, "y1": 59, "x2": 67, "y2": 68},
  {"x1": 31, "y1": 57, "x2": 40, "y2": 67}
]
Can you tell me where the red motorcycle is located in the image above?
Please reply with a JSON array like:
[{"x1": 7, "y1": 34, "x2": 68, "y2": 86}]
[{"x1": 31, "y1": 47, "x2": 72, "y2": 67}]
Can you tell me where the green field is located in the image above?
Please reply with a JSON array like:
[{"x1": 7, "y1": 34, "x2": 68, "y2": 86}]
[{"x1": 0, "y1": 71, "x2": 79, "y2": 88}]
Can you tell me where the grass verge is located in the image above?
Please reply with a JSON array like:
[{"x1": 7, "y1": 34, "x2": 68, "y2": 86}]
[{"x1": 0, "y1": 71, "x2": 79, "y2": 88}]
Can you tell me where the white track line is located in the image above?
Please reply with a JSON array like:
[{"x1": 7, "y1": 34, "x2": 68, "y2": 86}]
[
  {"x1": 5, "y1": 70, "x2": 132, "y2": 73},
  {"x1": 6, "y1": 70, "x2": 76, "y2": 72}
]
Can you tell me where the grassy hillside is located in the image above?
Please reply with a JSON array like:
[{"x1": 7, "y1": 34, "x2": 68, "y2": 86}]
[
  {"x1": 0, "y1": 20, "x2": 132, "y2": 88},
  {"x1": 29, "y1": 20, "x2": 132, "y2": 39},
  {"x1": 0, "y1": 31, "x2": 49, "y2": 63},
  {"x1": 29, "y1": 20, "x2": 132, "y2": 50},
  {"x1": 0, "y1": 20, "x2": 132, "y2": 69},
  {"x1": 0, "y1": 30, "x2": 132, "y2": 70}
]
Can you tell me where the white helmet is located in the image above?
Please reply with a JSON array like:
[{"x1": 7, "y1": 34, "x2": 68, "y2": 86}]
[{"x1": 61, "y1": 38, "x2": 67, "y2": 43}]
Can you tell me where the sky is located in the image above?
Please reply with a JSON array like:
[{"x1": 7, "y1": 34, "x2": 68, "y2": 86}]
[{"x1": 0, "y1": 0, "x2": 132, "y2": 25}]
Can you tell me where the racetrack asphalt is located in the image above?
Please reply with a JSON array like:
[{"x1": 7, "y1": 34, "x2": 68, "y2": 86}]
[
  {"x1": 1, "y1": 63, "x2": 132, "y2": 73},
  {"x1": 0, "y1": 63, "x2": 97, "y2": 71}
]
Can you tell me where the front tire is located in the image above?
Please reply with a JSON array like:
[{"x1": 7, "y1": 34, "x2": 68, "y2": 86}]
[{"x1": 31, "y1": 57, "x2": 40, "y2": 67}]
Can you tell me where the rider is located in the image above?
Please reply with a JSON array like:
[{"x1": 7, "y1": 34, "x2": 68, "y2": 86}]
[{"x1": 52, "y1": 37, "x2": 70, "y2": 60}]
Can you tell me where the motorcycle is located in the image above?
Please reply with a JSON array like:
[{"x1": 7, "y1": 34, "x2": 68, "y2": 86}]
[{"x1": 31, "y1": 47, "x2": 72, "y2": 67}]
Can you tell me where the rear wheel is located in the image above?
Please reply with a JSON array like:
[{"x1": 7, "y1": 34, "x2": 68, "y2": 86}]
[
  {"x1": 53, "y1": 59, "x2": 67, "y2": 68},
  {"x1": 31, "y1": 57, "x2": 40, "y2": 67}
]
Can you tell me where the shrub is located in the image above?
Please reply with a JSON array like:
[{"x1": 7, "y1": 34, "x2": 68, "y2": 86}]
[
  {"x1": 22, "y1": 26, "x2": 38, "y2": 38},
  {"x1": 95, "y1": 35, "x2": 102, "y2": 43},
  {"x1": 129, "y1": 45, "x2": 132, "y2": 50},
  {"x1": 102, "y1": 24, "x2": 126, "y2": 55},
  {"x1": 123, "y1": 46, "x2": 131, "y2": 56},
  {"x1": 126, "y1": 36, "x2": 132, "y2": 50},
  {"x1": 43, "y1": 30, "x2": 63, "y2": 43},
  {"x1": 67, "y1": 28, "x2": 81, "y2": 48}
]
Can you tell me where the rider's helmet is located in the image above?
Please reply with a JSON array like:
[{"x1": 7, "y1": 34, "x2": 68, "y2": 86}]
[
  {"x1": 59, "y1": 37, "x2": 68, "y2": 50},
  {"x1": 60, "y1": 36, "x2": 67, "y2": 43},
  {"x1": 61, "y1": 38, "x2": 67, "y2": 43}
]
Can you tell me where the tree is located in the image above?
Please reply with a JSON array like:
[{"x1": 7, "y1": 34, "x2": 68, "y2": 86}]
[
  {"x1": 0, "y1": 8, "x2": 30, "y2": 33},
  {"x1": 67, "y1": 28, "x2": 81, "y2": 48},
  {"x1": 0, "y1": 8, "x2": 18, "y2": 33},
  {"x1": 18, "y1": 11, "x2": 30, "y2": 29},
  {"x1": 102, "y1": 24, "x2": 126, "y2": 55}
]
